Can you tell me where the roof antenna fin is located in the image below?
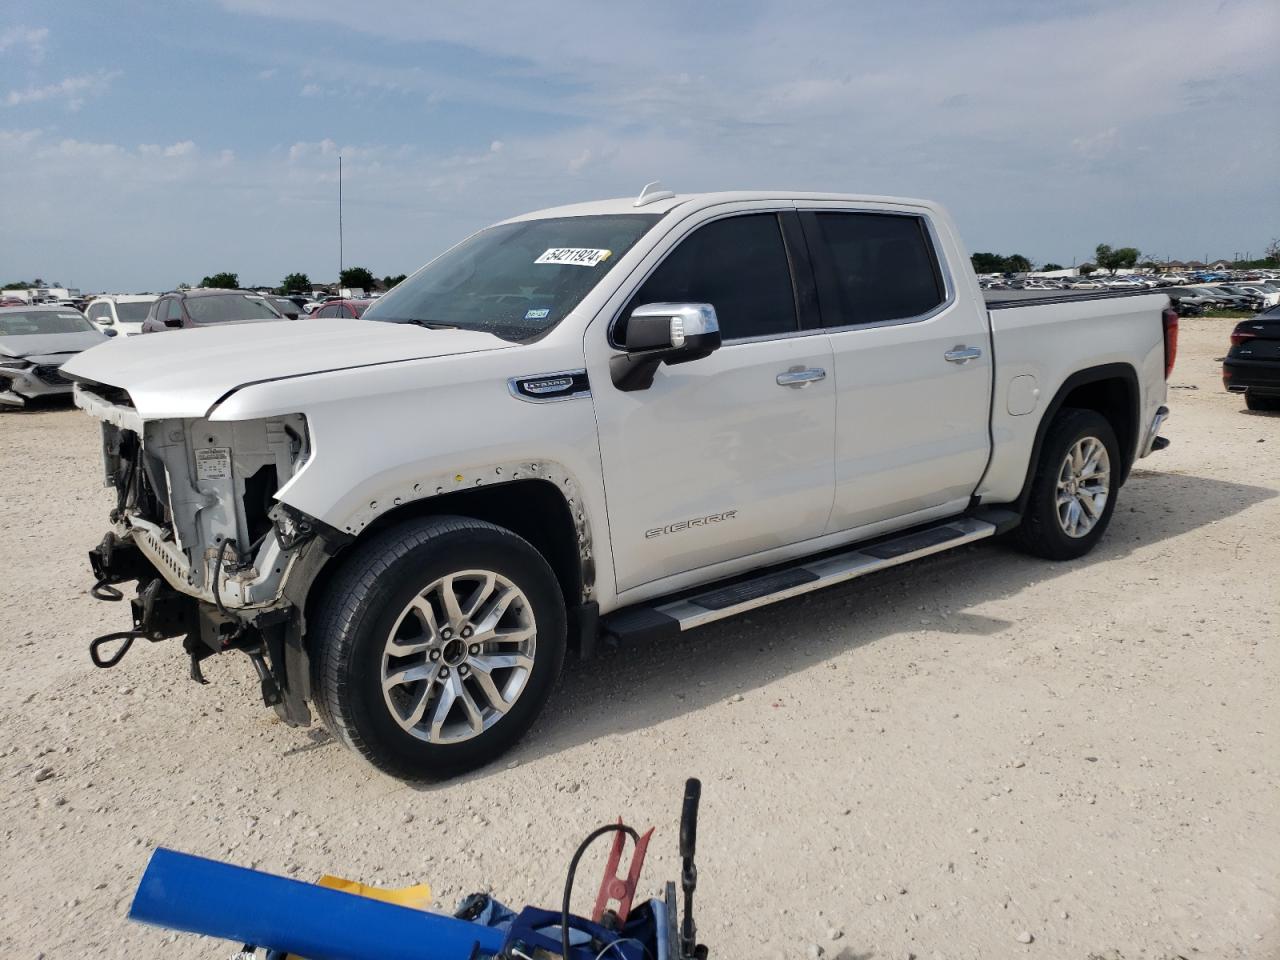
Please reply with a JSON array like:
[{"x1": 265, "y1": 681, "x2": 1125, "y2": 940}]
[{"x1": 634, "y1": 181, "x2": 675, "y2": 207}]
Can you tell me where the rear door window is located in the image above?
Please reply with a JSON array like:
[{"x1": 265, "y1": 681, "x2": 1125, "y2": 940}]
[
  {"x1": 625, "y1": 213, "x2": 798, "y2": 341},
  {"x1": 807, "y1": 212, "x2": 945, "y2": 326}
]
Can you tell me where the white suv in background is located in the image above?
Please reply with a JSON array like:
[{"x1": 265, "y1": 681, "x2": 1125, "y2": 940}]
[{"x1": 84, "y1": 295, "x2": 158, "y2": 337}]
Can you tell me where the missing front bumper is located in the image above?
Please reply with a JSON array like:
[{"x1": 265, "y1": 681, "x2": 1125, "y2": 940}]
[{"x1": 86, "y1": 534, "x2": 313, "y2": 727}]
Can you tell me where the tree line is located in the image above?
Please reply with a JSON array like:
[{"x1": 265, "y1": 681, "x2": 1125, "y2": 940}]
[
  {"x1": 971, "y1": 243, "x2": 1145, "y2": 276},
  {"x1": 196, "y1": 268, "x2": 408, "y2": 295}
]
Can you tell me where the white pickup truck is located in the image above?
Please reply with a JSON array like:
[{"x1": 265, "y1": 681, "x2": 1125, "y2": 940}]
[{"x1": 65, "y1": 187, "x2": 1177, "y2": 779}]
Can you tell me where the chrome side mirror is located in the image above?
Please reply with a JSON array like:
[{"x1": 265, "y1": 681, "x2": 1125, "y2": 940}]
[{"x1": 612, "y1": 302, "x2": 721, "y2": 392}]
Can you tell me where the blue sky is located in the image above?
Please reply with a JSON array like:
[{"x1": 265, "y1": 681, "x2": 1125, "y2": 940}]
[{"x1": 1, "y1": 0, "x2": 1276, "y2": 291}]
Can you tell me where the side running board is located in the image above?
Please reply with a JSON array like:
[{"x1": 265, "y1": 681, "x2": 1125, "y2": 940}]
[{"x1": 603, "y1": 516, "x2": 999, "y2": 643}]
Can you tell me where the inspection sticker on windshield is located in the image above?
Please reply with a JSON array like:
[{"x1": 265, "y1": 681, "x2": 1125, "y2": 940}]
[
  {"x1": 524, "y1": 308, "x2": 551, "y2": 320},
  {"x1": 195, "y1": 447, "x2": 232, "y2": 481},
  {"x1": 535, "y1": 247, "x2": 612, "y2": 267}
]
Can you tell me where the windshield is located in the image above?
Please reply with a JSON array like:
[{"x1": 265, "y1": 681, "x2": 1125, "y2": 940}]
[
  {"x1": 116, "y1": 300, "x2": 155, "y2": 321},
  {"x1": 186, "y1": 295, "x2": 283, "y2": 324},
  {"x1": 0, "y1": 309, "x2": 96, "y2": 336},
  {"x1": 364, "y1": 214, "x2": 660, "y2": 340}
]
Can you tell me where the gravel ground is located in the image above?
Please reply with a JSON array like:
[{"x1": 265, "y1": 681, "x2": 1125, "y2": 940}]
[{"x1": 1, "y1": 317, "x2": 1276, "y2": 959}]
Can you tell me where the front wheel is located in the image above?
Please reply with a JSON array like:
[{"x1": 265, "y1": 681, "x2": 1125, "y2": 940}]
[
  {"x1": 1014, "y1": 408, "x2": 1121, "y2": 561},
  {"x1": 310, "y1": 516, "x2": 566, "y2": 779}
]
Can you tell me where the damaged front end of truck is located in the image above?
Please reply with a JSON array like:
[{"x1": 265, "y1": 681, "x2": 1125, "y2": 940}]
[{"x1": 76, "y1": 378, "x2": 347, "y2": 727}]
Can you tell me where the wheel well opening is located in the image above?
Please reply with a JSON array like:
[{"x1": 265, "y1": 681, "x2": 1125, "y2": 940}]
[
  {"x1": 333, "y1": 478, "x2": 584, "y2": 609},
  {"x1": 1060, "y1": 376, "x2": 1138, "y2": 481}
]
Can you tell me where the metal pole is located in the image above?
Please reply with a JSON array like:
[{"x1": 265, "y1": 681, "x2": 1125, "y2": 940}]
[
  {"x1": 338, "y1": 154, "x2": 344, "y2": 286},
  {"x1": 130, "y1": 848, "x2": 503, "y2": 960}
]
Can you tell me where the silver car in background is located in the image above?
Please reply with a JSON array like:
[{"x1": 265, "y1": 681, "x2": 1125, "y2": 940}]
[{"x1": 0, "y1": 305, "x2": 111, "y2": 408}]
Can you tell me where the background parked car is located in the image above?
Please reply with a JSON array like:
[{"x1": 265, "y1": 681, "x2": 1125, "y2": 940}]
[
  {"x1": 1167, "y1": 288, "x2": 1220, "y2": 314},
  {"x1": 1200, "y1": 287, "x2": 1261, "y2": 311},
  {"x1": 266, "y1": 295, "x2": 303, "y2": 320},
  {"x1": 307, "y1": 298, "x2": 370, "y2": 319},
  {"x1": 1221, "y1": 284, "x2": 1279, "y2": 309},
  {"x1": 0, "y1": 304, "x2": 111, "y2": 408},
  {"x1": 1223, "y1": 304, "x2": 1280, "y2": 411},
  {"x1": 84, "y1": 295, "x2": 158, "y2": 336},
  {"x1": 140, "y1": 289, "x2": 285, "y2": 333}
]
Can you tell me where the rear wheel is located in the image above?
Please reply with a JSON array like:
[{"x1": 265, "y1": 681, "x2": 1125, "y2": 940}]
[
  {"x1": 1014, "y1": 408, "x2": 1120, "y2": 561},
  {"x1": 1245, "y1": 391, "x2": 1280, "y2": 412},
  {"x1": 310, "y1": 515, "x2": 566, "y2": 779}
]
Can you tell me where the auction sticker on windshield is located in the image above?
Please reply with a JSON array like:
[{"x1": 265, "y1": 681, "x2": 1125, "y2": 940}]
[
  {"x1": 195, "y1": 447, "x2": 232, "y2": 481},
  {"x1": 535, "y1": 248, "x2": 612, "y2": 267}
]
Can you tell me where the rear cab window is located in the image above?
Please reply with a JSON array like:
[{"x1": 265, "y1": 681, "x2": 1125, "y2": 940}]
[{"x1": 803, "y1": 212, "x2": 946, "y2": 327}]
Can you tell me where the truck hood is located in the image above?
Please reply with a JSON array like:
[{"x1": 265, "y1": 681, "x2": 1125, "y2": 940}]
[
  {"x1": 61, "y1": 317, "x2": 513, "y2": 419},
  {"x1": 0, "y1": 331, "x2": 108, "y2": 359}
]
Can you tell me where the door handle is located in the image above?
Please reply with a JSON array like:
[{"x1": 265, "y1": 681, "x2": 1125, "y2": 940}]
[
  {"x1": 776, "y1": 367, "x2": 827, "y2": 387},
  {"x1": 944, "y1": 346, "x2": 982, "y2": 364}
]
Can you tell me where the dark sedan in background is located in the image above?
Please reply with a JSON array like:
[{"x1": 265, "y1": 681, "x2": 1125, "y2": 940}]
[{"x1": 1224, "y1": 305, "x2": 1280, "y2": 411}]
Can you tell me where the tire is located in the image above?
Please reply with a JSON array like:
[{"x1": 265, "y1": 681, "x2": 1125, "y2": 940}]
[
  {"x1": 310, "y1": 515, "x2": 566, "y2": 779},
  {"x1": 1245, "y1": 391, "x2": 1280, "y2": 412},
  {"x1": 1014, "y1": 408, "x2": 1121, "y2": 561}
]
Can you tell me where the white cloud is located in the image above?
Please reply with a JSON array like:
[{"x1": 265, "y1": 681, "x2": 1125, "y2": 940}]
[
  {"x1": 138, "y1": 140, "x2": 196, "y2": 158},
  {"x1": 4, "y1": 70, "x2": 120, "y2": 111},
  {"x1": 1072, "y1": 128, "x2": 1120, "y2": 162},
  {"x1": 287, "y1": 138, "x2": 339, "y2": 163},
  {"x1": 3, "y1": 0, "x2": 1277, "y2": 287},
  {"x1": 0, "y1": 25, "x2": 49, "y2": 63},
  {"x1": 299, "y1": 83, "x2": 321, "y2": 97}
]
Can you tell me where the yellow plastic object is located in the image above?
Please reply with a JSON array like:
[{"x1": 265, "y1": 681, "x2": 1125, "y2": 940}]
[
  {"x1": 317, "y1": 874, "x2": 433, "y2": 909},
  {"x1": 281, "y1": 876, "x2": 433, "y2": 960}
]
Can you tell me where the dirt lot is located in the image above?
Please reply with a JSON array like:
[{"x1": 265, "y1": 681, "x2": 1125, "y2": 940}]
[{"x1": 0, "y1": 316, "x2": 1276, "y2": 959}]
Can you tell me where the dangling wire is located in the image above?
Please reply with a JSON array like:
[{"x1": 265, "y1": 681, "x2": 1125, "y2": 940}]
[{"x1": 561, "y1": 823, "x2": 639, "y2": 960}]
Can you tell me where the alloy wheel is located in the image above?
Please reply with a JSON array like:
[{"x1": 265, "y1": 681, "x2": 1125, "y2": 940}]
[
  {"x1": 1055, "y1": 436, "x2": 1111, "y2": 538},
  {"x1": 380, "y1": 570, "x2": 536, "y2": 744}
]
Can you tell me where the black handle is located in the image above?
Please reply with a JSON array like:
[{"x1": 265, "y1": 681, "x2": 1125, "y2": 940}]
[{"x1": 680, "y1": 778, "x2": 701, "y2": 861}]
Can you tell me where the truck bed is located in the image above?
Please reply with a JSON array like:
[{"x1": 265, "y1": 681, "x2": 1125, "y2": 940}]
[{"x1": 975, "y1": 289, "x2": 1171, "y2": 506}]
